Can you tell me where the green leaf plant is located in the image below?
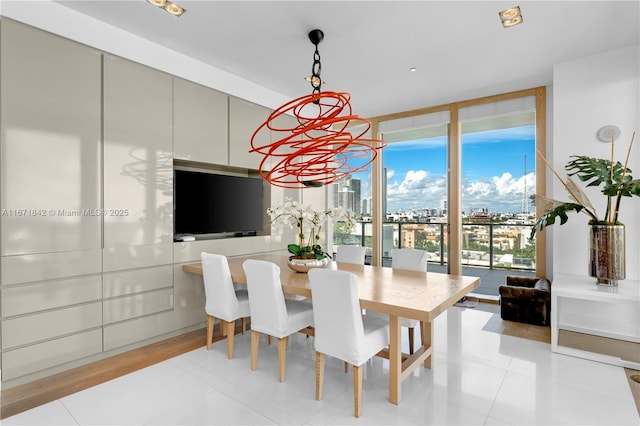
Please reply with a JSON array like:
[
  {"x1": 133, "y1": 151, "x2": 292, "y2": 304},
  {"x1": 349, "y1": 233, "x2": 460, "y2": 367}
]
[{"x1": 530, "y1": 132, "x2": 639, "y2": 241}]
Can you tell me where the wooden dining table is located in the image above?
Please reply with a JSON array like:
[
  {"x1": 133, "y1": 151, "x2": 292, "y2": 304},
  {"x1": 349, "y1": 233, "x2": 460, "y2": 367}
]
[{"x1": 183, "y1": 253, "x2": 480, "y2": 404}]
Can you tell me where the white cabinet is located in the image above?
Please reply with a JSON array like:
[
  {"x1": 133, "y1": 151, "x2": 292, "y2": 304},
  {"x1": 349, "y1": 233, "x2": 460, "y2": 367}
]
[
  {"x1": 173, "y1": 77, "x2": 228, "y2": 165},
  {"x1": 0, "y1": 19, "x2": 289, "y2": 385},
  {"x1": 0, "y1": 19, "x2": 103, "y2": 381},
  {"x1": 103, "y1": 55, "x2": 173, "y2": 248},
  {"x1": 102, "y1": 56, "x2": 177, "y2": 351},
  {"x1": 551, "y1": 273, "x2": 640, "y2": 369},
  {"x1": 229, "y1": 96, "x2": 271, "y2": 170},
  {"x1": 0, "y1": 19, "x2": 102, "y2": 256}
]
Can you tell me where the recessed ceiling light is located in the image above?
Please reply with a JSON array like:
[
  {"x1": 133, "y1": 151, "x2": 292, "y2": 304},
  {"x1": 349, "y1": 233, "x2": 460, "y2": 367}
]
[
  {"x1": 499, "y1": 6, "x2": 523, "y2": 28},
  {"x1": 502, "y1": 16, "x2": 523, "y2": 27},
  {"x1": 164, "y1": 2, "x2": 186, "y2": 16},
  {"x1": 409, "y1": 67, "x2": 417, "y2": 72},
  {"x1": 146, "y1": 0, "x2": 186, "y2": 17},
  {"x1": 499, "y1": 7, "x2": 520, "y2": 20}
]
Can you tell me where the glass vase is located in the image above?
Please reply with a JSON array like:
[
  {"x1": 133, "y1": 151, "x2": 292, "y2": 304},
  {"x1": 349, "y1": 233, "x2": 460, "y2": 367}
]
[{"x1": 589, "y1": 224, "x2": 625, "y2": 286}]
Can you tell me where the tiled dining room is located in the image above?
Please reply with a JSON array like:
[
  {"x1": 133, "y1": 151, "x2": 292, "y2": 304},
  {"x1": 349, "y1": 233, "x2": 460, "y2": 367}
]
[
  {"x1": 1, "y1": 1, "x2": 639, "y2": 425},
  {"x1": 2, "y1": 302, "x2": 638, "y2": 425}
]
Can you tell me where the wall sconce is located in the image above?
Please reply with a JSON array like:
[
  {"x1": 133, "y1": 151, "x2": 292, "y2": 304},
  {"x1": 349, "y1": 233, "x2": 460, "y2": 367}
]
[
  {"x1": 499, "y1": 6, "x2": 523, "y2": 28},
  {"x1": 597, "y1": 125, "x2": 621, "y2": 143}
]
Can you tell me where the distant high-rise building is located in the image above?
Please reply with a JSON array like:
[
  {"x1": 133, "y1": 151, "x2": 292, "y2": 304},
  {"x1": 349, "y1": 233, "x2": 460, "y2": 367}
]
[
  {"x1": 351, "y1": 178, "x2": 361, "y2": 216},
  {"x1": 338, "y1": 190, "x2": 353, "y2": 212},
  {"x1": 440, "y1": 199, "x2": 447, "y2": 216},
  {"x1": 333, "y1": 176, "x2": 355, "y2": 213},
  {"x1": 361, "y1": 198, "x2": 369, "y2": 216},
  {"x1": 332, "y1": 176, "x2": 362, "y2": 217},
  {"x1": 382, "y1": 167, "x2": 388, "y2": 219}
]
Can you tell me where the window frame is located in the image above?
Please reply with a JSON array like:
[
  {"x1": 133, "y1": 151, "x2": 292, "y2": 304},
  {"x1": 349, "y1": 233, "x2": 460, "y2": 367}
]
[{"x1": 368, "y1": 87, "x2": 547, "y2": 277}]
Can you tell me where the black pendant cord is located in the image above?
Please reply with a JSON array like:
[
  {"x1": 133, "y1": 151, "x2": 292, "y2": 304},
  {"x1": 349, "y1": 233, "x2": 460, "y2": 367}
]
[
  {"x1": 308, "y1": 29, "x2": 325, "y2": 100},
  {"x1": 310, "y1": 44, "x2": 322, "y2": 95}
]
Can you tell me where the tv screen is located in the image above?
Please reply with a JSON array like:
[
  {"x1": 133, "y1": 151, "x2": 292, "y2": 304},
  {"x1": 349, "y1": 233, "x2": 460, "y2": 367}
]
[{"x1": 174, "y1": 170, "x2": 264, "y2": 238}]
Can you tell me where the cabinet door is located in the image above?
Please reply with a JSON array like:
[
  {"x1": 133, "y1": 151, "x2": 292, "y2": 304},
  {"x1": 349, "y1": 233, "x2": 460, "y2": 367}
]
[
  {"x1": 229, "y1": 97, "x2": 271, "y2": 170},
  {"x1": 103, "y1": 56, "x2": 173, "y2": 247},
  {"x1": 173, "y1": 77, "x2": 228, "y2": 165},
  {"x1": 0, "y1": 19, "x2": 102, "y2": 255}
]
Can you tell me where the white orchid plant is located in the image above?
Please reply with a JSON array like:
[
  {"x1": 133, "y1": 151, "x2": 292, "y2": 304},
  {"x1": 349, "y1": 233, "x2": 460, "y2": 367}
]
[{"x1": 267, "y1": 198, "x2": 357, "y2": 260}]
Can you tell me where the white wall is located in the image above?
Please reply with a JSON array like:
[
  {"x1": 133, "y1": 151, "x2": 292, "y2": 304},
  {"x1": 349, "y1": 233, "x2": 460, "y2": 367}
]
[{"x1": 552, "y1": 45, "x2": 640, "y2": 280}]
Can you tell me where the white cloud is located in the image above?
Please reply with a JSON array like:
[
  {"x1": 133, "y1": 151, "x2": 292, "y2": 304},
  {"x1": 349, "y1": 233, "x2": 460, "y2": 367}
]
[
  {"x1": 386, "y1": 169, "x2": 536, "y2": 214},
  {"x1": 386, "y1": 170, "x2": 447, "y2": 211},
  {"x1": 463, "y1": 172, "x2": 536, "y2": 213}
]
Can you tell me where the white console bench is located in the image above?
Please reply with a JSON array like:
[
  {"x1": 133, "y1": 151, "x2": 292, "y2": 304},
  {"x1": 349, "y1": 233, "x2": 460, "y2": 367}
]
[{"x1": 551, "y1": 273, "x2": 640, "y2": 369}]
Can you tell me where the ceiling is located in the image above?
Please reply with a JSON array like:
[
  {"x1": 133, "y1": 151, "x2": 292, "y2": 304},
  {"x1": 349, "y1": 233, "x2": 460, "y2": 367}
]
[{"x1": 53, "y1": 1, "x2": 639, "y2": 119}]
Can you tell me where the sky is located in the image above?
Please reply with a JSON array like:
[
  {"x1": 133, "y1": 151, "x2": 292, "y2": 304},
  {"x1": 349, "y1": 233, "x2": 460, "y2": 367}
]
[{"x1": 353, "y1": 125, "x2": 536, "y2": 214}]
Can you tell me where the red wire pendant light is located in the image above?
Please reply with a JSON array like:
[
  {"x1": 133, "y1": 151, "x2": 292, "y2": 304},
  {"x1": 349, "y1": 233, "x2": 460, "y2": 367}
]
[{"x1": 250, "y1": 29, "x2": 385, "y2": 188}]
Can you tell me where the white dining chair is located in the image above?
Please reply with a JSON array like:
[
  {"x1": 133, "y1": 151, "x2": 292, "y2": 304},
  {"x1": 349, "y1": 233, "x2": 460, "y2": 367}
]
[
  {"x1": 201, "y1": 252, "x2": 251, "y2": 359},
  {"x1": 391, "y1": 248, "x2": 428, "y2": 272},
  {"x1": 391, "y1": 248, "x2": 427, "y2": 354},
  {"x1": 242, "y1": 259, "x2": 314, "y2": 382},
  {"x1": 336, "y1": 245, "x2": 366, "y2": 265},
  {"x1": 367, "y1": 248, "x2": 427, "y2": 354},
  {"x1": 308, "y1": 268, "x2": 388, "y2": 418}
]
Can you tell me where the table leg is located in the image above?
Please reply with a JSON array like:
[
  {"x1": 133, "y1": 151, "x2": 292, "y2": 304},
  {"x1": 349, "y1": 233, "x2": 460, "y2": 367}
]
[
  {"x1": 389, "y1": 314, "x2": 401, "y2": 404},
  {"x1": 421, "y1": 320, "x2": 433, "y2": 368}
]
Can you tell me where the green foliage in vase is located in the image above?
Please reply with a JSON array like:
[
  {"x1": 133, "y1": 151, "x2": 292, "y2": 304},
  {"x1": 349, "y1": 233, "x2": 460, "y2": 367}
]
[{"x1": 531, "y1": 133, "x2": 639, "y2": 240}]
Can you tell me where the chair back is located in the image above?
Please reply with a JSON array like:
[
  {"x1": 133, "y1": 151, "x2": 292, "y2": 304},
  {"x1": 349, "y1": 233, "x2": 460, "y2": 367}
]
[
  {"x1": 308, "y1": 268, "x2": 365, "y2": 360},
  {"x1": 391, "y1": 248, "x2": 427, "y2": 272},
  {"x1": 336, "y1": 245, "x2": 366, "y2": 265},
  {"x1": 201, "y1": 252, "x2": 238, "y2": 320},
  {"x1": 242, "y1": 259, "x2": 288, "y2": 335}
]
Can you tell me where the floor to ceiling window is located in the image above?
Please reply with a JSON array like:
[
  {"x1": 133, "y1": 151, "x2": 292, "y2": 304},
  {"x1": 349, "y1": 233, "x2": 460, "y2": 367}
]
[
  {"x1": 360, "y1": 87, "x2": 546, "y2": 296},
  {"x1": 458, "y1": 98, "x2": 538, "y2": 294},
  {"x1": 330, "y1": 124, "x2": 374, "y2": 262},
  {"x1": 380, "y1": 121, "x2": 449, "y2": 264},
  {"x1": 331, "y1": 168, "x2": 373, "y2": 259}
]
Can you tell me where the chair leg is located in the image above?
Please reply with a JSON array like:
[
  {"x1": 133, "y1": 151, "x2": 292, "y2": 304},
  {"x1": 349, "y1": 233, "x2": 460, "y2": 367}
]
[
  {"x1": 277, "y1": 336, "x2": 288, "y2": 382},
  {"x1": 206, "y1": 315, "x2": 214, "y2": 350},
  {"x1": 408, "y1": 327, "x2": 415, "y2": 355},
  {"x1": 267, "y1": 335, "x2": 272, "y2": 345},
  {"x1": 241, "y1": 317, "x2": 246, "y2": 334},
  {"x1": 251, "y1": 330, "x2": 260, "y2": 371},
  {"x1": 316, "y1": 351, "x2": 325, "y2": 400},
  {"x1": 225, "y1": 320, "x2": 235, "y2": 359},
  {"x1": 344, "y1": 361, "x2": 349, "y2": 373},
  {"x1": 353, "y1": 364, "x2": 363, "y2": 418},
  {"x1": 221, "y1": 320, "x2": 226, "y2": 337}
]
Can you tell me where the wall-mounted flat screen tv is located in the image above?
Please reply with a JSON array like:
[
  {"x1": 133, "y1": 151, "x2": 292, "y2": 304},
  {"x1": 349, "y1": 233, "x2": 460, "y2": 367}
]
[{"x1": 174, "y1": 169, "x2": 264, "y2": 239}]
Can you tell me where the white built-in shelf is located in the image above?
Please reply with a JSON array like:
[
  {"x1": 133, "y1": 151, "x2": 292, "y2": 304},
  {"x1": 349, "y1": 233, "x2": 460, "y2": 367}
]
[{"x1": 551, "y1": 273, "x2": 640, "y2": 369}]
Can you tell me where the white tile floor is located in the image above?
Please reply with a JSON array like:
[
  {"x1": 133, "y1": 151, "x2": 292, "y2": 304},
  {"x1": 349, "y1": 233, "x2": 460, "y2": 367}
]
[{"x1": 4, "y1": 308, "x2": 639, "y2": 425}]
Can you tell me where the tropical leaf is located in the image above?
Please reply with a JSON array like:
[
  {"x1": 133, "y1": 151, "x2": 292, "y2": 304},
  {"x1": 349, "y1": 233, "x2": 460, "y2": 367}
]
[
  {"x1": 529, "y1": 203, "x2": 586, "y2": 241},
  {"x1": 565, "y1": 176, "x2": 596, "y2": 212},
  {"x1": 631, "y1": 179, "x2": 640, "y2": 195},
  {"x1": 565, "y1": 156, "x2": 627, "y2": 192},
  {"x1": 619, "y1": 178, "x2": 640, "y2": 197},
  {"x1": 531, "y1": 134, "x2": 637, "y2": 237},
  {"x1": 534, "y1": 194, "x2": 568, "y2": 212}
]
